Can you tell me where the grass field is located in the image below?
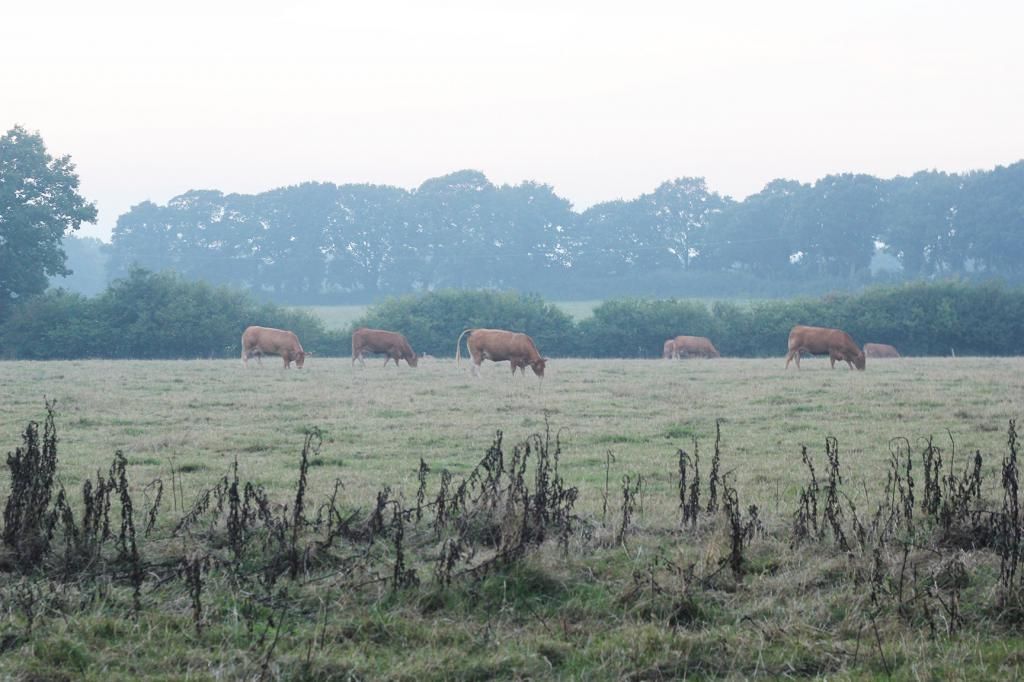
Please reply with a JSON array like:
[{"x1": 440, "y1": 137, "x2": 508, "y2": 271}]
[
  {"x1": 2, "y1": 357, "x2": 1017, "y2": 508},
  {"x1": 1, "y1": 357, "x2": 1023, "y2": 679}
]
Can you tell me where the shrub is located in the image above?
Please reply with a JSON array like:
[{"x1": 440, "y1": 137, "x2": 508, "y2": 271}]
[
  {"x1": 1, "y1": 277, "x2": 1021, "y2": 359},
  {"x1": 350, "y1": 290, "x2": 577, "y2": 357},
  {"x1": 0, "y1": 269, "x2": 346, "y2": 359},
  {"x1": 578, "y1": 280, "x2": 1024, "y2": 358}
]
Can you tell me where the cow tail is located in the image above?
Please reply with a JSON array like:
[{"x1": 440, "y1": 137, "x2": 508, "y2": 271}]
[{"x1": 455, "y1": 329, "x2": 473, "y2": 367}]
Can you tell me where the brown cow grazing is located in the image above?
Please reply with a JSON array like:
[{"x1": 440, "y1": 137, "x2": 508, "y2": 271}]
[
  {"x1": 672, "y1": 335, "x2": 720, "y2": 359},
  {"x1": 663, "y1": 339, "x2": 676, "y2": 359},
  {"x1": 351, "y1": 327, "x2": 418, "y2": 367},
  {"x1": 864, "y1": 343, "x2": 900, "y2": 359},
  {"x1": 455, "y1": 328, "x2": 548, "y2": 378},
  {"x1": 785, "y1": 325, "x2": 865, "y2": 370},
  {"x1": 242, "y1": 326, "x2": 308, "y2": 369}
]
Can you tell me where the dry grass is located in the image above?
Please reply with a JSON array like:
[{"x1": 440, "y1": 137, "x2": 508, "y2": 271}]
[{"x1": 1, "y1": 356, "x2": 1019, "y2": 517}]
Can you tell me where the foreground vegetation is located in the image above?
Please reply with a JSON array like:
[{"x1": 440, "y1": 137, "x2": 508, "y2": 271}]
[{"x1": 1, "y1": 358, "x2": 1022, "y2": 679}]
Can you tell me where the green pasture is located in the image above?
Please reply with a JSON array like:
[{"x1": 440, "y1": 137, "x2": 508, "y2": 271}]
[{"x1": 1, "y1": 356, "x2": 1022, "y2": 679}]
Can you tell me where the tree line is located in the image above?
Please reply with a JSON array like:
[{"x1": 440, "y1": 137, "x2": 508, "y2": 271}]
[
  {"x1": 100, "y1": 165, "x2": 1024, "y2": 303},
  {"x1": 4, "y1": 125, "x2": 1022, "y2": 309},
  {"x1": 2, "y1": 271, "x2": 1020, "y2": 360}
]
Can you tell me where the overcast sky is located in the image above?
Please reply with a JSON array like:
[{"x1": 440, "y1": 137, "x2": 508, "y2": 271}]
[{"x1": 5, "y1": 0, "x2": 1023, "y2": 241}]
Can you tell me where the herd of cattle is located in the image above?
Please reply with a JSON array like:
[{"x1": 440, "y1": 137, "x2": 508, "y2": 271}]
[{"x1": 241, "y1": 324, "x2": 900, "y2": 374}]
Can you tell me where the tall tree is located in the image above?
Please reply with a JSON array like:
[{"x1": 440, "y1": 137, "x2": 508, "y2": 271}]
[
  {"x1": 107, "y1": 200, "x2": 175, "y2": 280},
  {"x1": 791, "y1": 174, "x2": 882, "y2": 278},
  {"x1": 642, "y1": 177, "x2": 731, "y2": 270},
  {"x1": 576, "y1": 177, "x2": 728, "y2": 279},
  {"x1": 487, "y1": 181, "x2": 576, "y2": 291},
  {"x1": 325, "y1": 184, "x2": 413, "y2": 297},
  {"x1": 413, "y1": 170, "x2": 499, "y2": 290},
  {"x1": 879, "y1": 171, "x2": 961, "y2": 277},
  {"x1": 703, "y1": 179, "x2": 805, "y2": 279},
  {"x1": 0, "y1": 125, "x2": 97, "y2": 317},
  {"x1": 255, "y1": 183, "x2": 335, "y2": 300},
  {"x1": 957, "y1": 162, "x2": 1024, "y2": 280}
]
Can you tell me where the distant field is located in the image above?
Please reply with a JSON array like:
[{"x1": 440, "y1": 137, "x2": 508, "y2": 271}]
[
  {"x1": 1, "y1": 357, "x2": 1021, "y2": 678},
  {"x1": 298, "y1": 300, "x2": 604, "y2": 330},
  {"x1": 299, "y1": 298, "x2": 754, "y2": 331},
  {"x1": 549, "y1": 299, "x2": 602, "y2": 320},
  {"x1": 296, "y1": 304, "x2": 370, "y2": 330}
]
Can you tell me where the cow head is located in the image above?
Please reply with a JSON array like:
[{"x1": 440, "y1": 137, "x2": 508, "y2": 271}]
[
  {"x1": 407, "y1": 352, "x2": 418, "y2": 367},
  {"x1": 853, "y1": 350, "x2": 865, "y2": 371},
  {"x1": 530, "y1": 357, "x2": 548, "y2": 377},
  {"x1": 295, "y1": 351, "x2": 309, "y2": 368}
]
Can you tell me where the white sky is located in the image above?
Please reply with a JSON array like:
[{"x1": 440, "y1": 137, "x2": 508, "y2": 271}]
[{"x1": 4, "y1": 0, "x2": 1023, "y2": 241}]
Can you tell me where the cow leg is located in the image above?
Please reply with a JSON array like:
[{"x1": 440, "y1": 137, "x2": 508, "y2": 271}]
[
  {"x1": 471, "y1": 361, "x2": 481, "y2": 377},
  {"x1": 383, "y1": 356, "x2": 392, "y2": 367},
  {"x1": 785, "y1": 349, "x2": 797, "y2": 369}
]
